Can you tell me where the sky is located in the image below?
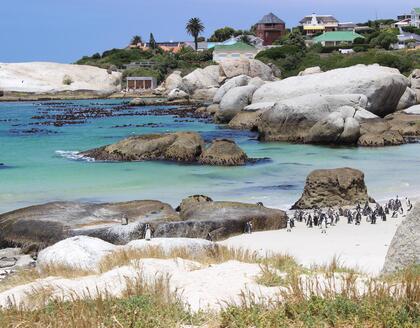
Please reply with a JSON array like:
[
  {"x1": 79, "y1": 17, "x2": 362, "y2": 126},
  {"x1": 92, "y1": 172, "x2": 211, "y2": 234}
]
[{"x1": 0, "y1": 0, "x2": 418, "y2": 63}]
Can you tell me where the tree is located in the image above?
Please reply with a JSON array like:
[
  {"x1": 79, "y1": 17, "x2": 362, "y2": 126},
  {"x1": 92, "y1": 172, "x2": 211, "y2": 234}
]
[
  {"x1": 240, "y1": 35, "x2": 252, "y2": 46},
  {"x1": 208, "y1": 26, "x2": 235, "y2": 42},
  {"x1": 149, "y1": 33, "x2": 157, "y2": 49},
  {"x1": 130, "y1": 35, "x2": 142, "y2": 46},
  {"x1": 186, "y1": 17, "x2": 205, "y2": 51},
  {"x1": 370, "y1": 31, "x2": 398, "y2": 50}
]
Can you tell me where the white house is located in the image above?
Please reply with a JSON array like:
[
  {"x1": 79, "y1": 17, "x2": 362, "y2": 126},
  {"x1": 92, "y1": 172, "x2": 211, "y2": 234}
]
[{"x1": 412, "y1": 8, "x2": 420, "y2": 28}]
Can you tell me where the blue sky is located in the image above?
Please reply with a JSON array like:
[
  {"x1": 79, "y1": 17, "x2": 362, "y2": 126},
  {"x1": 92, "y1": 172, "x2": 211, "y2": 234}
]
[{"x1": 0, "y1": 0, "x2": 417, "y2": 63}]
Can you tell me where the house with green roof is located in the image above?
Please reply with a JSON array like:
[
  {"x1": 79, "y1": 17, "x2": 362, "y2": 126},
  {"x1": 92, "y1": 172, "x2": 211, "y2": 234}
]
[
  {"x1": 411, "y1": 8, "x2": 420, "y2": 28},
  {"x1": 313, "y1": 31, "x2": 364, "y2": 47},
  {"x1": 213, "y1": 42, "x2": 258, "y2": 63}
]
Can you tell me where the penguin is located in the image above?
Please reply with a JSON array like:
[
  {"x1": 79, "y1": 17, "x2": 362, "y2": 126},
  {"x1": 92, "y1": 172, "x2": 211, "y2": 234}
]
[
  {"x1": 320, "y1": 218, "x2": 327, "y2": 234},
  {"x1": 286, "y1": 218, "x2": 292, "y2": 232},
  {"x1": 144, "y1": 224, "x2": 152, "y2": 241}
]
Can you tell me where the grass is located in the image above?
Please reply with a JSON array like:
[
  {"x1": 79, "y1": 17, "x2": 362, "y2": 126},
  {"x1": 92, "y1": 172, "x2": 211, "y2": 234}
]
[{"x1": 0, "y1": 246, "x2": 418, "y2": 327}]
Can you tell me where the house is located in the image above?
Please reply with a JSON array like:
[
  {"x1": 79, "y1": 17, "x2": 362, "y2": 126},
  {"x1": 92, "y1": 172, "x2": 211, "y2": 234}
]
[
  {"x1": 394, "y1": 31, "x2": 420, "y2": 49},
  {"x1": 126, "y1": 76, "x2": 157, "y2": 91},
  {"x1": 337, "y1": 22, "x2": 358, "y2": 31},
  {"x1": 393, "y1": 18, "x2": 412, "y2": 29},
  {"x1": 313, "y1": 31, "x2": 364, "y2": 47},
  {"x1": 255, "y1": 13, "x2": 286, "y2": 45},
  {"x1": 134, "y1": 42, "x2": 185, "y2": 53},
  {"x1": 300, "y1": 14, "x2": 339, "y2": 36},
  {"x1": 411, "y1": 8, "x2": 420, "y2": 28},
  {"x1": 212, "y1": 42, "x2": 258, "y2": 63},
  {"x1": 398, "y1": 14, "x2": 412, "y2": 21}
]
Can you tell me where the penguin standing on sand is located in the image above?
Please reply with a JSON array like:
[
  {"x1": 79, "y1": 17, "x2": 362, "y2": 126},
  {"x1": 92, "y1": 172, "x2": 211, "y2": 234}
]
[
  {"x1": 286, "y1": 218, "x2": 292, "y2": 232},
  {"x1": 320, "y1": 218, "x2": 327, "y2": 234}
]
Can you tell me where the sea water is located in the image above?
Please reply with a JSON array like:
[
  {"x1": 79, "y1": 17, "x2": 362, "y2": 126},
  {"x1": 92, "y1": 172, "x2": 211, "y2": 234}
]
[{"x1": 1, "y1": 99, "x2": 420, "y2": 214}]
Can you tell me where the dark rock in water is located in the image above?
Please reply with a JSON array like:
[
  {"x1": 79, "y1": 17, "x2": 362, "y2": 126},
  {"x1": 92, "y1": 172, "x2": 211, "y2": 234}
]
[
  {"x1": 198, "y1": 139, "x2": 248, "y2": 166},
  {"x1": 81, "y1": 133, "x2": 250, "y2": 166},
  {"x1": 0, "y1": 198, "x2": 288, "y2": 251},
  {"x1": 292, "y1": 167, "x2": 372, "y2": 209},
  {"x1": 382, "y1": 203, "x2": 420, "y2": 274}
]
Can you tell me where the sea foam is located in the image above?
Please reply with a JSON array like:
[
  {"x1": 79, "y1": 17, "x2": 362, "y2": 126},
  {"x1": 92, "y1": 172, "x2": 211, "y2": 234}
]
[{"x1": 55, "y1": 150, "x2": 95, "y2": 162}]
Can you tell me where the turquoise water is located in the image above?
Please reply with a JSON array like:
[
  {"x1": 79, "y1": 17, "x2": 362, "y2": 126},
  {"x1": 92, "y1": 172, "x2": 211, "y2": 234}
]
[{"x1": 1, "y1": 99, "x2": 420, "y2": 214}]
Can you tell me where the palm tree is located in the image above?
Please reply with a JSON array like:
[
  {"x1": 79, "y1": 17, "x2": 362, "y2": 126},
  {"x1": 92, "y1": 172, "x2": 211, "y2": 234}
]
[
  {"x1": 130, "y1": 35, "x2": 142, "y2": 46},
  {"x1": 186, "y1": 17, "x2": 205, "y2": 51}
]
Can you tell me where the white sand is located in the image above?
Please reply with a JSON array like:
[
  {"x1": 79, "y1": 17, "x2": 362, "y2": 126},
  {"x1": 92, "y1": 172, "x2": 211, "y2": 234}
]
[{"x1": 220, "y1": 215, "x2": 404, "y2": 275}]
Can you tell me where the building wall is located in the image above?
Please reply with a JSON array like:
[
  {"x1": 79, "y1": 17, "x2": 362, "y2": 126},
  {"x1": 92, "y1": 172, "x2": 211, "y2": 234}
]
[
  {"x1": 255, "y1": 23, "x2": 286, "y2": 45},
  {"x1": 412, "y1": 9, "x2": 420, "y2": 28},
  {"x1": 213, "y1": 52, "x2": 257, "y2": 63}
]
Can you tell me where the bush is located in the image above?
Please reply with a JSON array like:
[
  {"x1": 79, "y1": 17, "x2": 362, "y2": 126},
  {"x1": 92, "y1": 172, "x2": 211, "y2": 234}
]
[
  {"x1": 62, "y1": 75, "x2": 73, "y2": 85},
  {"x1": 256, "y1": 45, "x2": 301, "y2": 60}
]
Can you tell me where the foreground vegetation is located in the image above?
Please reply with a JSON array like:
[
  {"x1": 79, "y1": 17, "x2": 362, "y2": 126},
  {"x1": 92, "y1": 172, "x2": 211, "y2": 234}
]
[{"x1": 0, "y1": 245, "x2": 419, "y2": 327}]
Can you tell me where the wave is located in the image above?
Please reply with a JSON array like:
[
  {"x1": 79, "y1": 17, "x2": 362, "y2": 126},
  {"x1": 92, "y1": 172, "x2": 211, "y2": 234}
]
[{"x1": 55, "y1": 150, "x2": 95, "y2": 162}]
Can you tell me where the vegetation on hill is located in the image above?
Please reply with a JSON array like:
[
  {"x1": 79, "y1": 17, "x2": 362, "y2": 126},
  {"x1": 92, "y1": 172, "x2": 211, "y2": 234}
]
[{"x1": 208, "y1": 26, "x2": 254, "y2": 42}]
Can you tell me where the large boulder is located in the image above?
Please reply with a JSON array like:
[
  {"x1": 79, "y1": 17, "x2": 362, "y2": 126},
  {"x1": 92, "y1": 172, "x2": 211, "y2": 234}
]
[
  {"x1": 0, "y1": 62, "x2": 122, "y2": 94},
  {"x1": 292, "y1": 168, "x2": 372, "y2": 209},
  {"x1": 397, "y1": 87, "x2": 417, "y2": 110},
  {"x1": 172, "y1": 201, "x2": 288, "y2": 240},
  {"x1": 37, "y1": 236, "x2": 117, "y2": 272},
  {"x1": 167, "y1": 88, "x2": 189, "y2": 101},
  {"x1": 382, "y1": 203, "x2": 420, "y2": 274},
  {"x1": 253, "y1": 65, "x2": 409, "y2": 117},
  {"x1": 199, "y1": 139, "x2": 248, "y2": 166},
  {"x1": 228, "y1": 111, "x2": 263, "y2": 130},
  {"x1": 176, "y1": 195, "x2": 213, "y2": 214},
  {"x1": 213, "y1": 75, "x2": 250, "y2": 104},
  {"x1": 258, "y1": 93, "x2": 368, "y2": 142},
  {"x1": 182, "y1": 65, "x2": 219, "y2": 93},
  {"x1": 219, "y1": 59, "x2": 274, "y2": 81},
  {"x1": 298, "y1": 66, "x2": 323, "y2": 76},
  {"x1": 409, "y1": 69, "x2": 420, "y2": 103},
  {"x1": 164, "y1": 71, "x2": 183, "y2": 91},
  {"x1": 81, "y1": 132, "x2": 204, "y2": 163},
  {"x1": 215, "y1": 84, "x2": 260, "y2": 123},
  {"x1": 0, "y1": 200, "x2": 178, "y2": 251},
  {"x1": 191, "y1": 87, "x2": 219, "y2": 101}
]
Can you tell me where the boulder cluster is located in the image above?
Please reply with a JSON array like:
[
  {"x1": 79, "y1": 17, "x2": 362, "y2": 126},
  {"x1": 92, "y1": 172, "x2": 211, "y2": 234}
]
[
  {"x1": 163, "y1": 61, "x2": 420, "y2": 148},
  {"x1": 81, "y1": 132, "x2": 248, "y2": 166},
  {"x1": 0, "y1": 197, "x2": 288, "y2": 251}
]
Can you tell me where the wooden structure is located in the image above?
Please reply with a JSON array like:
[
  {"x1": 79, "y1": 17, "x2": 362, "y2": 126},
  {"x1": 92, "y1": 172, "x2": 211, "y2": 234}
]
[
  {"x1": 126, "y1": 77, "x2": 157, "y2": 91},
  {"x1": 255, "y1": 13, "x2": 286, "y2": 46}
]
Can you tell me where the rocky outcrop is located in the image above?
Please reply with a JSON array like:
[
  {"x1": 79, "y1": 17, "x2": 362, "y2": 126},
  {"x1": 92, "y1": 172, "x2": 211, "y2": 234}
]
[
  {"x1": 81, "y1": 132, "x2": 204, "y2": 163},
  {"x1": 292, "y1": 168, "x2": 372, "y2": 209},
  {"x1": 382, "y1": 203, "x2": 420, "y2": 274},
  {"x1": 191, "y1": 87, "x2": 218, "y2": 101},
  {"x1": 0, "y1": 198, "x2": 288, "y2": 249},
  {"x1": 182, "y1": 65, "x2": 219, "y2": 93},
  {"x1": 258, "y1": 93, "x2": 368, "y2": 142},
  {"x1": 397, "y1": 87, "x2": 417, "y2": 110},
  {"x1": 215, "y1": 80, "x2": 264, "y2": 123},
  {"x1": 228, "y1": 111, "x2": 263, "y2": 130},
  {"x1": 219, "y1": 59, "x2": 275, "y2": 81},
  {"x1": 0, "y1": 200, "x2": 178, "y2": 251},
  {"x1": 0, "y1": 62, "x2": 121, "y2": 94},
  {"x1": 176, "y1": 195, "x2": 213, "y2": 214},
  {"x1": 253, "y1": 65, "x2": 408, "y2": 117},
  {"x1": 298, "y1": 66, "x2": 323, "y2": 76},
  {"x1": 164, "y1": 71, "x2": 183, "y2": 91},
  {"x1": 213, "y1": 75, "x2": 250, "y2": 104},
  {"x1": 198, "y1": 139, "x2": 248, "y2": 166}
]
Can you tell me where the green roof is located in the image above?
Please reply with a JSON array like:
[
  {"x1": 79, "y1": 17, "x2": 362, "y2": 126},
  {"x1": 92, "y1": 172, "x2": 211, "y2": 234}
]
[
  {"x1": 313, "y1": 31, "x2": 365, "y2": 43},
  {"x1": 414, "y1": 8, "x2": 420, "y2": 14},
  {"x1": 214, "y1": 42, "x2": 257, "y2": 52}
]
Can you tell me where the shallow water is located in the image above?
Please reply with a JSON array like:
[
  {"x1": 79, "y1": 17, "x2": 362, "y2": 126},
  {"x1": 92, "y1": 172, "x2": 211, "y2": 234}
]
[{"x1": 1, "y1": 99, "x2": 420, "y2": 213}]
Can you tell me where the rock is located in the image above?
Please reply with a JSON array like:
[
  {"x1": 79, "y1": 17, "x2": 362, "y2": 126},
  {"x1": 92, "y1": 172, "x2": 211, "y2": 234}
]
[
  {"x1": 164, "y1": 71, "x2": 183, "y2": 91},
  {"x1": 298, "y1": 66, "x2": 323, "y2": 76},
  {"x1": 167, "y1": 88, "x2": 189, "y2": 101},
  {"x1": 176, "y1": 201, "x2": 287, "y2": 240},
  {"x1": 403, "y1": 104, "x2": 420, "y2": 115},
  {"x1": 0, "y1": 248, "x2": 22, "y2": 258},
  {"x1": 219, "y1": 59, "x2": 251, "y2": 78},
  {"x1": 292, "y1": 168, "x2": 372, "y2": 209},
  {"x1": 358, "y1": 131, "x2": 404, "y2": 147},
  {"x1": 152, "y1": 84, "x2": 166, "y2": 95},
  {"x1": 409, "y1": 69, "x2": 420, "y2": 103},
  {"x1": 176, "y1": 195, "x2": 213, "y2": 214},
  {"x1": 0, "y1": 62, "x2": 121, "y2": 94},
  {"x1": 0, "y1": 257, "x2": 17, "y2": 269},
  {"x1": 215, "y1": 85, "x2": 259, "y2": 123},
  {"x1": 397, "y1": 87, "x2": 417, "y2": 110},
  {"x1": 0, "y1": 200, "x2": 178, "y2": 250},
  {"x1": 182, "y1": 65, "x2": 219, "y2": 93},
  {"x1": 267, "y1": 63, "x2": 282, "y2": 79},
  {"x1": 386, "y1": 112, "x2": 420, "y2": 137},
  {"x1": 382, "y1": 203, "x2": 420, "y2": 274},
  {"x1": 258, "y1": 93, "x2": 368, "y2": 142},
  {"x1": 305, "y1": 111, "x2": 360, "y2": 145},
  {"x1": 126, "y1": 238, "x2": 216, "y2": 256},
  {"x1": 244, "y1": 102, "x2": 276, "y2": 112},
  {"x1": 228, "y1": 110, "x2": 264, "y2": 130},
  {"x1": 206, "y1": 104, "x2": 220, "y2": 115},
  {"x1": 81, "y1": 132, "x2": 204, "y2": 163},
  {"x1": 213, "y1": 75, "x2": 250, "y2": 104},
  {"x1": 248, "y1": 59, "x2": 275, "y2": 81},
  {"x1": 253, "y1": 65, "x2": 409, "y2": 117},
  {"x1": 37, "y1": 236, "x2": 117, "y2": 272},
  {"x1": 191, "y1": 87, "x2": 218, "y2": 101},
  {"x1": 199, "y1": 139, "x2": 248, "y2": 166}
]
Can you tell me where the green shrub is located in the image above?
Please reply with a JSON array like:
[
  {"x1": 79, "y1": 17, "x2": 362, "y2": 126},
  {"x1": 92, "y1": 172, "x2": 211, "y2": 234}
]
[{"x1": 62, "y1": 75, "x2": 73, "y2": 85}]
